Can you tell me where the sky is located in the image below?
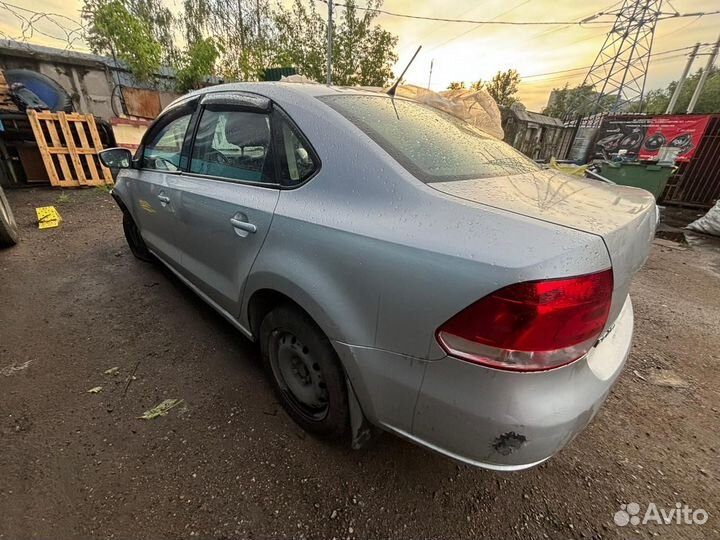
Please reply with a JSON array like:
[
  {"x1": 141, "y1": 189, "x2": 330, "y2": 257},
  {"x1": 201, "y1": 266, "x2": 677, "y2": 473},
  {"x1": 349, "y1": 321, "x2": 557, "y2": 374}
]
[{"x1": 4, "y1": 0, "x2": 720, "y2": 110}]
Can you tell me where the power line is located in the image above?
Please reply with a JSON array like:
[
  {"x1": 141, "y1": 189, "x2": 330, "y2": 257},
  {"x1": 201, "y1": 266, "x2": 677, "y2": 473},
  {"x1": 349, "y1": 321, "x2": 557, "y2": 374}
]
[
  {"x1": 324, "y1": 1, "x2": 720, "y2": 26},
  {"x1": 521, "y1": 44, "x2": 711, "y2": 80},
  {"x1": 426, "y1": 0, "x2": 532, "y2": 52},
  {"x1": 319, "y1": 0, "x2": 615, "y2": 25}
]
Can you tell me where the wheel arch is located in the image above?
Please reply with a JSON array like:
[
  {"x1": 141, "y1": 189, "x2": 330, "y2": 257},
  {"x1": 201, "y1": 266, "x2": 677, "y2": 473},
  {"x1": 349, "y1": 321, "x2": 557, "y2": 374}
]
[{"x1": 242, "y1": 275, "x2": 343, "y2": 345}]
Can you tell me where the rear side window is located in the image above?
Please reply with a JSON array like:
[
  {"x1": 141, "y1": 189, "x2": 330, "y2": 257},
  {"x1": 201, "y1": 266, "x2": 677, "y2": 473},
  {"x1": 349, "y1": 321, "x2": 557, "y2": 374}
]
[
  {"x1": 190, "y1": 108, "x2": 273, "y2": 184},
  {"x1": 320, "y1": 95, "x2": 538, "y2": 183},
  {"x1": 277, "y1": 117, "x2": 318, "y2": 186}
]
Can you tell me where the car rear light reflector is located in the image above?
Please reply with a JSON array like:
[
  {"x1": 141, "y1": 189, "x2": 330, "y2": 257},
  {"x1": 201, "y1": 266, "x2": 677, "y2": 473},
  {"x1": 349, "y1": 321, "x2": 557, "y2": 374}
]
[{"x1": 436, "y1": 269, "x2": 613, "y2": 372}]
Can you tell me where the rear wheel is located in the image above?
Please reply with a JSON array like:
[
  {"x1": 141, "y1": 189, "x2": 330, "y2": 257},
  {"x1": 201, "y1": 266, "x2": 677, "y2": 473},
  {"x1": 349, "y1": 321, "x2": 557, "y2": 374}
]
[
  {"x1": 0, "y1": 185, "x2": 19, "y2": 248},
  {"x1": 122, "y1": 211, "x2": 153, "y2": 262},
  {"x1": 260, "y1": 305, "x2": 348, "y2": 439}
]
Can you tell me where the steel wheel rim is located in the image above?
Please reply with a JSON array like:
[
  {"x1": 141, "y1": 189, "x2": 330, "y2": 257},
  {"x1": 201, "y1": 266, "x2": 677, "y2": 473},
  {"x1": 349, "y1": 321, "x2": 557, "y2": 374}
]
[
  {"x1": 270, "y1": 330, "x2": 329, "y2": 421},
  {"x1": 0, "y1": 193, "x2": 10, "y2": 224}
]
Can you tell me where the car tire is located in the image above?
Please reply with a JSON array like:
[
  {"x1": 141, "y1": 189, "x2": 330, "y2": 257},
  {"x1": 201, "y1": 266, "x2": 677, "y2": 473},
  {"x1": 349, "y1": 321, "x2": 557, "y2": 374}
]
[
  {"x1": 260, "y1": 305, "x2": 349, "y2": 439},
  {"x1": 0, "y1": 185, "x2": 19, "y2": 248},
  {"x1": 122, "y1": 211, "x2": 153, "y2": 262}
]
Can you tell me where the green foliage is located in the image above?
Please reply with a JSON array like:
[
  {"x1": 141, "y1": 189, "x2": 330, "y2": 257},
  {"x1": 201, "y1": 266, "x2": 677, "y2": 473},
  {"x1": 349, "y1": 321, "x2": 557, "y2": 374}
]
[
  {"x1": 274, "y1": 0, "x2": 398, "y2": 86},
  {"x1": 272, "y1": 0, "x2": 327, "y2": 82},
  {"x1": 484, "y1": 69, "x2": 520, "y2": 107},
  {"x1": 542, "y1": 83, "x2": 611, "y2": 118},
  {"x1": 183, "y1": 0, "x2": 278, "y2": 81},
  {"x1": 85, "y1": 0, "x2": 400, "y2": 88},
  {"x1": 82, "y1": 0, "x2": 163, "y2": 82},
  {"x1": 175, "y1": 38, "x2": 222, "y2": 92},
  {"x1": 447, "y1": 72, "x2": 518, "y2": 106},
  {"x1": 636, "y1": 66, "x2": 720, "y2": 114}
]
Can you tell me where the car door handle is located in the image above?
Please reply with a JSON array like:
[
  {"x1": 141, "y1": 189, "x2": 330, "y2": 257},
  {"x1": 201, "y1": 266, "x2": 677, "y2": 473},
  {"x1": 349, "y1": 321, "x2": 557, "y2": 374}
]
[
  {"x1": 230, "y1": 217, "x2": 257, "y2": 234},
  {"x1": 157, "y1": 194, "x2": 171, "y2": 204}
]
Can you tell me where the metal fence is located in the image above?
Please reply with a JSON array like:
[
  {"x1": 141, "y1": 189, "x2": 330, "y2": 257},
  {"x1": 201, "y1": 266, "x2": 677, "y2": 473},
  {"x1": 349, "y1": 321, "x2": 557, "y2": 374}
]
[{"x1": 662, "y1": 115, "x2": 720, "y2": 208}]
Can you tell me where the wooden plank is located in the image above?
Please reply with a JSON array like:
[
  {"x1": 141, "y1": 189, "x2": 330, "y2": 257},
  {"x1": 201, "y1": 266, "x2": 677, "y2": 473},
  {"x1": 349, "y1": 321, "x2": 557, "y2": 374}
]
[
  {"x1": 44, "y1": 117, "x2": 75, "y2": 183},
  {"x1": 72, "y1": 119, "x2": 101, "y2": 182},
  {"x1": 47, "y1": 147, "x2": 97, "y2": 155},
  {"x1": 86, "y1": 115, "x2": 114, "y2": 184},
  {"x1": 27, "y1": 110, "x2": 61, "y2": 186},
  {"x1": 57, "y1": 112, "x2": 88, "y2": 185}
]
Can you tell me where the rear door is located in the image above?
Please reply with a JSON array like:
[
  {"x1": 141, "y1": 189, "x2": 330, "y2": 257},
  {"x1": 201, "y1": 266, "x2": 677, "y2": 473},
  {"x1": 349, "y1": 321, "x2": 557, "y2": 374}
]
[
  {"x1": 128, "y1": 99, "x2": 197, "y2": 268},
  {"x1": 172, "y1": 92, "x2": 280, "y2": 316}
]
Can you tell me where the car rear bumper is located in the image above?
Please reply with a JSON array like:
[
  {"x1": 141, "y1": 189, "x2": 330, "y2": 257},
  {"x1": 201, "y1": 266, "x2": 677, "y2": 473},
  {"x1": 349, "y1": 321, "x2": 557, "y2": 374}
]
[{"x1": 335, "y1": 296, "x2": 634, "y2": 471}]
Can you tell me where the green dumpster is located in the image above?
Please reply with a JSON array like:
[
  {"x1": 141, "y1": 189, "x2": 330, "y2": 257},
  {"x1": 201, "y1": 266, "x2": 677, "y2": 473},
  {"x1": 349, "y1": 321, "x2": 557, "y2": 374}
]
[{"x1": 596, "y1": 162, "x2": 674, "y2": 201}]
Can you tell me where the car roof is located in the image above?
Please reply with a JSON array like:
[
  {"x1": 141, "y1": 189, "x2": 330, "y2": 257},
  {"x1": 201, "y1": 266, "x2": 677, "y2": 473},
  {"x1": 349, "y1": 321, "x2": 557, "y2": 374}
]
[{"x1": 169, "y1": 81, "x2": 386, "y2": 110}]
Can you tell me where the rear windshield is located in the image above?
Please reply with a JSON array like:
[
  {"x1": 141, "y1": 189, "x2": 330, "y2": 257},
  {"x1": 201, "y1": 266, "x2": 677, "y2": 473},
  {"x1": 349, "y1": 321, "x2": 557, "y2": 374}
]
[{"x1": 320, "y1": 95, "x2": 539, "y2": 183}]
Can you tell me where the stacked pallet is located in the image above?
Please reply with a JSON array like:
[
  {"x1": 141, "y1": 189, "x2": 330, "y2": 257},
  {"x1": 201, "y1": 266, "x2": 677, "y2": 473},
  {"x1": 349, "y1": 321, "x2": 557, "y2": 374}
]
[
  {"x1": 27, "y1": 110, "x2": 113, "y2": 188},
  {"x1": 0, "y1": 70, "x2": 18, "y2": 112}
]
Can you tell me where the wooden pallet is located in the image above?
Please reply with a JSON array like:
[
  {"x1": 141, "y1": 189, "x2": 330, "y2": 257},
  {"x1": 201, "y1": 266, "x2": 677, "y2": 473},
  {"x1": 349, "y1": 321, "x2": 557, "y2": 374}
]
[{"x1": 27, "y1": 110, "x2": 113, "y2": 188}]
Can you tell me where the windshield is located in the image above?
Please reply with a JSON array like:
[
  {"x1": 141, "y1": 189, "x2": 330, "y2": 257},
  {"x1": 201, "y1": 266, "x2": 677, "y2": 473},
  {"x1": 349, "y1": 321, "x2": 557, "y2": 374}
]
[{"x1": 320, "y1": 94, "x2": 539, "y2": 183}]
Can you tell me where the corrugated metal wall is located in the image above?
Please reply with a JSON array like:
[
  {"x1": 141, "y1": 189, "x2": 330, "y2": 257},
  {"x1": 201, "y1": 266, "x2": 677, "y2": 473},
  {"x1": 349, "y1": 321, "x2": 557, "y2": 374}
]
[{"x1": 662, "y1": 115, "x2": 720, "y2": 208}]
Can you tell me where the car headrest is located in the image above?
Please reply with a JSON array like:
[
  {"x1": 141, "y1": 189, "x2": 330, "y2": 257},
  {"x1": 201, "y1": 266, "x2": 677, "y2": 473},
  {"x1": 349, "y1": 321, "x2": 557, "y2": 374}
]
[{"x1": 224, "y1": 113, "x2": 269, "y2": 147}]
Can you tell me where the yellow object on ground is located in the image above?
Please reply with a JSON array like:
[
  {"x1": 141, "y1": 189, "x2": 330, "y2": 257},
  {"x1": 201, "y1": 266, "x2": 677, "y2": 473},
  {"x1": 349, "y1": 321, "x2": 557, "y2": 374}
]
[
  {"x1": 36, "y1": 206, "x2": 62, "y2": 229},
  {"x1": 549, "y1": 157, "x2": 589, "y2": 176}
]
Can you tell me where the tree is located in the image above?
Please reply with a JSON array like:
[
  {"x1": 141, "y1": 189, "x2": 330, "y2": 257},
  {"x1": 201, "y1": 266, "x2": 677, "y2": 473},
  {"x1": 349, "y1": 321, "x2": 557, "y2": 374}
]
[
  {"x1": 175, "y1": 37, "x2": 222, "y2": 92},
  {"x1": 469, "y1": 80, "x2": 483, "y2": 91},
  {"x1": 633, "y1": 66, "x2": 720, "y2": 114},
  {"x1": 484, "y1": 69, "x2": 520, "y2": 107},
  {"x1": 541, "y1": 83, "x2": 617, "y2": 118},
  {"x1": 183, "y1": 0, "x2": 277, "y2": 80},
  {"x1": 272, "y1": 0, "x2": 327, "y2": 82},
  {"x1": 447, "y1": 81, "x2": 466, "y2": 90},
  {"x1": 83, "y1": 0, "x2": 162, "y2": 82},
  {"x1": 274, "y1": 0, "x2": 398, "y2": 86}
]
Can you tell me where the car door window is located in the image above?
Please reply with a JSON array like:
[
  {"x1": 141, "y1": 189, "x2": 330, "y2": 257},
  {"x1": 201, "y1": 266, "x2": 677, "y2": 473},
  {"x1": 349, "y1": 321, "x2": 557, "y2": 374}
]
[
  {"x1": 142, "y1": 113, "x2": 192, "y2": 171},
  {"x1": 277, "y1": 117, "x2": 318, "y2": 185},
  {"x1": 190, "y1": 108, "x2": 274, "y2": 184}
]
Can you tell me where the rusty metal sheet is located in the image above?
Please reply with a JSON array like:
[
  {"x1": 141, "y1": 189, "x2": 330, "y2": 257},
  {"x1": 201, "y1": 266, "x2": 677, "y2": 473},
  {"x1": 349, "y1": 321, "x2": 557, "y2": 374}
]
[
  {"x1": 121, "y1": 87, "x2": 162, "y2": 119},
  {"x1": 159, "y1": 91, "x2": 182, "y2": 111}
]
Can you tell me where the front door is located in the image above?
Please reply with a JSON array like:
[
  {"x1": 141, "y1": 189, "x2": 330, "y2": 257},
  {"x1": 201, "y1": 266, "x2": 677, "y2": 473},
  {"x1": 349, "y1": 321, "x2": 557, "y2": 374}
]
[
  {"x1": 173, "y1": 95, "x2": 280, "y2": 316},
  {"x1": 129, "y1": 103, "x2": 195, "y2": 268}
]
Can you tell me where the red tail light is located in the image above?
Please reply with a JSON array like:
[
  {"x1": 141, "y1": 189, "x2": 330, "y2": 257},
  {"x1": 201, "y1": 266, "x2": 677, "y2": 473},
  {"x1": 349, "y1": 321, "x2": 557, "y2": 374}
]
[{"x1": 436, "y1": 269, "x2": 614, "y2": 372}]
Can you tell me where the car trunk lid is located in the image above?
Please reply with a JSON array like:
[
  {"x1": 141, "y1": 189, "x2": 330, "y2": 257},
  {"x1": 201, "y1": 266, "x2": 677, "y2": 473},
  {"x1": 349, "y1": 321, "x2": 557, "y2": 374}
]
[{"x1": 428, "y1": 169, "x2": 657, "y2": 326}]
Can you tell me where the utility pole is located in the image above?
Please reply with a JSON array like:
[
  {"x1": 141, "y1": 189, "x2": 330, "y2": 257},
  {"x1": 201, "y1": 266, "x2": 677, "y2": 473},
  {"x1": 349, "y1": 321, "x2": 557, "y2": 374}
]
[
  {"x1": 687, "y1": 35, "x2": 720, "y2": 114},
  {"x1": 427, "y1": 59, "x2": 434, "y2": 89},
  {"x1": 326, "y1": 0, "x2": 333, "y2": 85},
  {"x1": 666, "y1": 43, "x2": 699, "y2": 114},
  {"x1": 238, "y1": 0, "x2": 245, "y2": 49},
  {"x1": 256, "y1": 0, "x2": 261, "y2": 40}
]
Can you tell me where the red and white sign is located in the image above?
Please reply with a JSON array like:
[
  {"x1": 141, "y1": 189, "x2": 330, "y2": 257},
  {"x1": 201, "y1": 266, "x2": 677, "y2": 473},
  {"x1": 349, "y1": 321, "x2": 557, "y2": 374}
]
[{"x1": 638, "y1": 115, "x2": 711, "y2": 163}]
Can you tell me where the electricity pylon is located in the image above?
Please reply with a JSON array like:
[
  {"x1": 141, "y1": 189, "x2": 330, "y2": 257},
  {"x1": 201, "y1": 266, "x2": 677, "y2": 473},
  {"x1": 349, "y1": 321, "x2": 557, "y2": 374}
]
[{"x1": 581, "y1": 0, "x2": 663, "y2": 114}]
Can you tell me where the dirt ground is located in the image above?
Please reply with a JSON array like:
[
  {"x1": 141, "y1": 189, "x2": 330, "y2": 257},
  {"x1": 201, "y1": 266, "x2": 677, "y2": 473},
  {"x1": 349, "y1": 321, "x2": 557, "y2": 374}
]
[{"x1": 1, "y1": 187, "x2": 719, "y2": 540}]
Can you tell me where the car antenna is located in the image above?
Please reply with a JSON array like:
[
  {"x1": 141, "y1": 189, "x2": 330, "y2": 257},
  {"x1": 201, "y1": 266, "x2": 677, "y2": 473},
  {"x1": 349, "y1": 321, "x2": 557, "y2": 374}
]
[
  {"x1": 387, "y1": 45, "x2": 422, "y2": 98},
  {"x1": 387, "y1": 45, "x2": 421, "y2": 119}
]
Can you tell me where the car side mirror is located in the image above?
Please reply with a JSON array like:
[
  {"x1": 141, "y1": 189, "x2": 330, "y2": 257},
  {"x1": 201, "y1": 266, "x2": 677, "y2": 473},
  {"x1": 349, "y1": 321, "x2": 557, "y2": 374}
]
[{"x1": 99, "y1": 147, "x2": 133, "y2": 169}]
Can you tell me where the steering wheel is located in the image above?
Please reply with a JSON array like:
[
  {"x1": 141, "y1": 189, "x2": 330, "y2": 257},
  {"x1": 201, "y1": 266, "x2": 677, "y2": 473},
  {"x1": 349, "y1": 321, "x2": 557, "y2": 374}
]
[{"x1": 206, "y1": 149, "x2": 229, "y2": 165}]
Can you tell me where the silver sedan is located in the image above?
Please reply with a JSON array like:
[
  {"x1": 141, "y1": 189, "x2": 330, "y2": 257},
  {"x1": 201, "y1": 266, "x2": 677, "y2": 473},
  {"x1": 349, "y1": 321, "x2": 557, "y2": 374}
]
[{"x1": 102, "y1": 83, "x2": 656, "y2": 470}]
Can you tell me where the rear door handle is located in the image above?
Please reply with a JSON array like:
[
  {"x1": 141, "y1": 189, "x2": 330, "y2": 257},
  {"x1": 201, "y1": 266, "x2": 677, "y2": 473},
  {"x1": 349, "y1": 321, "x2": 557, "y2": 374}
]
[
  {"x1": 157, "y1": 194, "x2": 170, "y2": 204},
  {"x1": 230, "y1": 217, "x2": 257, "y2": 234}
]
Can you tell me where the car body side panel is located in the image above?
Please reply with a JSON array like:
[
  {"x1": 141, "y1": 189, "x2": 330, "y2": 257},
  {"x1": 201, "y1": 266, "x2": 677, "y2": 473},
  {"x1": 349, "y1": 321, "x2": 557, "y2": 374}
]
[
  {"x1": 241, "y1": 96, "x2": 613, "y2": 360},
  {"x1": 113, "y1": 169, "x2": 184, "y2": 270},
  {"x1": 171, "y1": 175, "x2": 279, "y2": 315}
]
